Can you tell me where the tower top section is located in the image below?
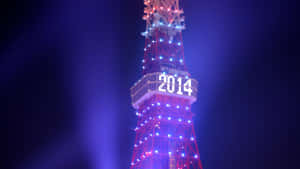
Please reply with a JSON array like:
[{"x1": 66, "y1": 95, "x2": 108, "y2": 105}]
[
  {"x1": 141, "y1": 0, "x2": 187, "y2": 74},
  {"x1": 142, "y1": 0, "x2": 185, "y2": 39}
]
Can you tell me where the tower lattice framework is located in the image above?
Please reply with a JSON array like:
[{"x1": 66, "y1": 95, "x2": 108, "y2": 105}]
[{"x1": 130, "y1": 0, "x2": 203, "y2": 169}]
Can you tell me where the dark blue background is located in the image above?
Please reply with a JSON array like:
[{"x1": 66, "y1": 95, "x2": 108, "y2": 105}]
[{"x1": 1, "y1": 0, "x2": 296, "y2": 169}]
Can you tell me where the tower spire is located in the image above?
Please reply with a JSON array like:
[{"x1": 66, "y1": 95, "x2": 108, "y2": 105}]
[
  {"x1": 142, "y1": 0, "x2": 186, "y2": 74},
  {"x1": 142, "y1": 0, "x2": 185, "y2": 38}
]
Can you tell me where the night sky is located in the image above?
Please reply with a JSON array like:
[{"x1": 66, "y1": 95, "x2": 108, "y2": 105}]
[{"x1": 1, "y1": 0, "x2": 297, "y2": 169}]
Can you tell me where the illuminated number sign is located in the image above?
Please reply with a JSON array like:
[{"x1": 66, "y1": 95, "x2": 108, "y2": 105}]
[{"x1": 158, "y1": 74, "x2": 193, "y2": 96}]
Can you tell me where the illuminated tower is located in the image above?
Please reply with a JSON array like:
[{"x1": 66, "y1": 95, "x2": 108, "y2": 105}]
[{"x1": 130, "y1": 0, "x2": 203, "y2": 169}]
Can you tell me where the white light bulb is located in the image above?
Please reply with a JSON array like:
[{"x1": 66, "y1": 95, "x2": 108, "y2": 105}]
[{"x1": 181, "y1": 153, "x2": 185, "y2": 157}]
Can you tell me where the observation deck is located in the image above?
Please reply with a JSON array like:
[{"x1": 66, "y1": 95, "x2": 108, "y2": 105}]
[{"x1": 130, "y1": 70, "x2": 198, "y2": 109}]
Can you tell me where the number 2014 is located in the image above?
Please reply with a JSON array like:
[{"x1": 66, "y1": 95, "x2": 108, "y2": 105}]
[{"x1": 158, "y1": 74, "x2": 192, "y2": 96}]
